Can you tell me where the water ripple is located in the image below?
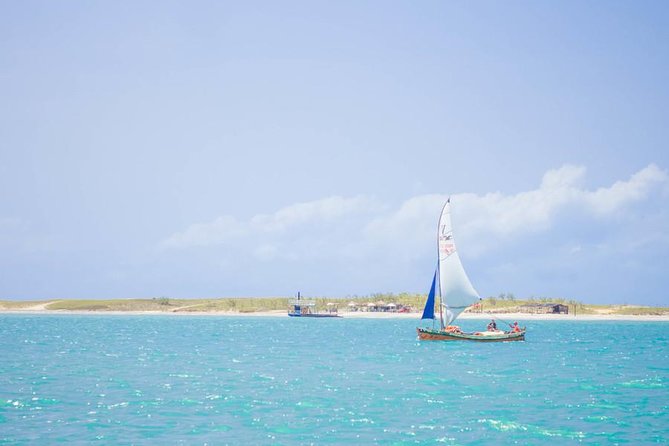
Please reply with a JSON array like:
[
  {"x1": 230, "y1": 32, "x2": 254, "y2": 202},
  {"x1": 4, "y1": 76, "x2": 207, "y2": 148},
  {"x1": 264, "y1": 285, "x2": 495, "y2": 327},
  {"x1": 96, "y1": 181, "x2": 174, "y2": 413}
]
[{"x1": 0, "y1": 315, "x2": 668, "y2": 444}]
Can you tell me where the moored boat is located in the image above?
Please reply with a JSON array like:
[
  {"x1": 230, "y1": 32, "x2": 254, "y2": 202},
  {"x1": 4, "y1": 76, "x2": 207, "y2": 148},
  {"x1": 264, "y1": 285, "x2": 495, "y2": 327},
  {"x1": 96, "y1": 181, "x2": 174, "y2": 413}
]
[{"x1": 288, "y1": 292, "x2": 342, "y2": 318}]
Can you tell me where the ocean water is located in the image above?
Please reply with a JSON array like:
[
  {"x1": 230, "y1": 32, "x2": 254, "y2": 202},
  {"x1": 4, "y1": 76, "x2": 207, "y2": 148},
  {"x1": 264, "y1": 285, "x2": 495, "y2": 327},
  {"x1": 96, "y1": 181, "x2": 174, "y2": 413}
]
[{"x1": 0, "y1": 315, "x2": 667, "y2": 445}]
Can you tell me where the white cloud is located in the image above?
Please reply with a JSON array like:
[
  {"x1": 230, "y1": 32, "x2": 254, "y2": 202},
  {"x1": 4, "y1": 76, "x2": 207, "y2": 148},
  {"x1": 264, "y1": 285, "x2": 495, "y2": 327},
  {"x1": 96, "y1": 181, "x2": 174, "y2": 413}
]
[
  {"x1": 161, "y1": 164, "x2": 668, "y2": 262},
  {"x1": 356, "y1": 164, "x2": 669, "y2": 262},
  {"x1": 249, "y1": 195, "x2": 377, "y2": 232},
  {"x1": 161, "y1": 216, "x2": 247, "y2": 248},
  {"x1": 162, "y1": 195, "x2": 378, "y2": 249},
  {"x1": 362, "y1": 194, "x2": 448, "y2": 257},
  {"x1": 584, "y1": 164, "x2": 667, "y2": 214},
  {"x1": 540, "y1": 164, "x2": 586, "y2": 190}
]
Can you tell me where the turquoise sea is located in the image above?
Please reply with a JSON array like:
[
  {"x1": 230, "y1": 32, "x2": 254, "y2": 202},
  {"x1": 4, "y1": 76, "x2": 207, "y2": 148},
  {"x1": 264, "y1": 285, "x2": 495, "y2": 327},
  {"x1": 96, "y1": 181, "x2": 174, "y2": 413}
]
[{"x1": 1, "y1": 315, "x2": 667, "y2": 445}]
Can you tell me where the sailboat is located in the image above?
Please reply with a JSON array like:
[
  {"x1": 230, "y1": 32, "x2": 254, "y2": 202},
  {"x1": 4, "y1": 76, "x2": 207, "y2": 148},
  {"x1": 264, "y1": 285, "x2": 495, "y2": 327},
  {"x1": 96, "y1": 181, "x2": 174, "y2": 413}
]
[{"x1": 416, "y1": 199, "x2": 525, "y2": 342}]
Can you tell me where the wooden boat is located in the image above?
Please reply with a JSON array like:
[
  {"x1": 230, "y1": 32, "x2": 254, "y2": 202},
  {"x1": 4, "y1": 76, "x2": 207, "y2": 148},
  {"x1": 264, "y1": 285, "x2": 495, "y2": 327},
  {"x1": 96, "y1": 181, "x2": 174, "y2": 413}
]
[
  {"x1": 417, "y1": 327, "x2": 525, "y2": 341},
  {"x1": 288, "y1": 292, "x2": 342, "y2": 318},
  {"x1": 416, "y1": 198, "x2": 526, "y2": 342}
]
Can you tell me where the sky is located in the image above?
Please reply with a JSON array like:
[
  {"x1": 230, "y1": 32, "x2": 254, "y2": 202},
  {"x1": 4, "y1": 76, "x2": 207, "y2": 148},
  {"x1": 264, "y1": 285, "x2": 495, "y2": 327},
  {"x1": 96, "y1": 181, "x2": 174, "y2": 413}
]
[{"x1": 1, "y1": 1, "x2": 668, "y2": 305}]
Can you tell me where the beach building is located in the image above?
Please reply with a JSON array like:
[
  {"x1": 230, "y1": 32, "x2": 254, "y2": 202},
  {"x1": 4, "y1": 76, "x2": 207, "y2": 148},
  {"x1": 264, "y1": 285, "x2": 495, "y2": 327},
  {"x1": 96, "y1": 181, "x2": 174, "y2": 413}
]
[
  {"x1": 356, "y1": 301, "x2": 406, "y2": 312},
  {"x1": 519, "y1": 303, "x2": 569, "y2": 314}
]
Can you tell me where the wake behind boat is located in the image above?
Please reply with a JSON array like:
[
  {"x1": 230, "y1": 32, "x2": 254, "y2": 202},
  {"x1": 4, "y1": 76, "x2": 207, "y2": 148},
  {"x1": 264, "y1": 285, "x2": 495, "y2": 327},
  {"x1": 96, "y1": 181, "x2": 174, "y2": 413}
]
[{"x1": 416, "y1": 198, "x2": 526, "y2": 342}]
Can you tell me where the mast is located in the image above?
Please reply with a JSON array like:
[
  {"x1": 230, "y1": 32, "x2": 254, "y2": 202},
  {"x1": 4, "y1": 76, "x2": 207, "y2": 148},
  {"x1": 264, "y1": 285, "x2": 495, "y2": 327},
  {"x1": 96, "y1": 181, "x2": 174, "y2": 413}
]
[{"x1": 437, "y1": 198, "x2": 449, "y2": 330}]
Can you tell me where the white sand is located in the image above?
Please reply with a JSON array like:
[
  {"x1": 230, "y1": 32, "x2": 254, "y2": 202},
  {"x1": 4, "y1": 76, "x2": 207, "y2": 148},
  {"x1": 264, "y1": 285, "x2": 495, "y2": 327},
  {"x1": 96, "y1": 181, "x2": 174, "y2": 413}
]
[
  {"x1": 1, "y1": 307, "x2": 668, "y2": 321},
  {"x1": 341, "y1": 311, "x2": 669, "y2": 321}
]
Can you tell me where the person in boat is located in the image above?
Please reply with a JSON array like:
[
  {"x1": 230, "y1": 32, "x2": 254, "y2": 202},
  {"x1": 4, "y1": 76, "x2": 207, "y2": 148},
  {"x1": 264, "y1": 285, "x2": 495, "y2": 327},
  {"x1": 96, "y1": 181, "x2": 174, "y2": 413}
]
[
  {"x1": 510, "y1": 321, "x2": 521, "y2": 333},
  {"x1": 487, "y1": 319, "x2": 497, "y2": 331}
]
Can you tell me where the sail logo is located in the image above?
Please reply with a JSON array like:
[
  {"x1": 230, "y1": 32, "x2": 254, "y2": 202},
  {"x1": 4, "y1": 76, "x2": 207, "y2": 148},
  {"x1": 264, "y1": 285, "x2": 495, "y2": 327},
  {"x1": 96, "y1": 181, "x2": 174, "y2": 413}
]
[
  {"x1": 439, "y1": 227, "x2": 456, "y2": 258},
  {"x1": 440, "y1": 242, "x2": 455, "y2": 257},
  {"x1": 439, "y1": 236, "x2": 455, "y2": 259}
]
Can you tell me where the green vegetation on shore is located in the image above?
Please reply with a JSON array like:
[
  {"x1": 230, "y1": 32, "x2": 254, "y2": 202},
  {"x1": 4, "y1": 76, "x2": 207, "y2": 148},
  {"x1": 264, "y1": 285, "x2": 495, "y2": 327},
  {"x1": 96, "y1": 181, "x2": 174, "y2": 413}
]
[
  {"x1": 474, "y1": 295, "x2": 669, "y2": 316},
  {"x1": 0, "y1": 293, "x2": 667, "y2": 315}
]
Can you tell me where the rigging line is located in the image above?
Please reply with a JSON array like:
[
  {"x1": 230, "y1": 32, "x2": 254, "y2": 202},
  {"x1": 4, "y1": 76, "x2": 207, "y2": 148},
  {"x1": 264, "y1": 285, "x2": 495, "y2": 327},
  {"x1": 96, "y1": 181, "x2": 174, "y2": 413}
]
[
  {"x1": 479, "y1": 299, "x2": 518, "y2": 327},
  {"x1": 482, "y1": 312, "x2": 515, "y2": 328}
]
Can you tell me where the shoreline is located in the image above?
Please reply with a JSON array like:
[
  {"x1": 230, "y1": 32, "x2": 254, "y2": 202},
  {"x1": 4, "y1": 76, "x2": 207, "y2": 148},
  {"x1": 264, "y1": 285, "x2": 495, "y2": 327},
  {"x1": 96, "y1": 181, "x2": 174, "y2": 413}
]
[{"x1": 1, "y1": 309, "x2": 668, "y2": 321}]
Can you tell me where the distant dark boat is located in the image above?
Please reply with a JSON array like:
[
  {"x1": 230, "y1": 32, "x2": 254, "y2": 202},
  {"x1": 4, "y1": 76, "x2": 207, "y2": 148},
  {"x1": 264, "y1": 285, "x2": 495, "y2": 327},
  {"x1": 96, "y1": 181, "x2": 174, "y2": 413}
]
[
  {"x1": 417, "y1": 199, "x2": 525, "y2": 342},
  {"x1": 288, "y1": 292, "x2": 342, "y2": 318}
]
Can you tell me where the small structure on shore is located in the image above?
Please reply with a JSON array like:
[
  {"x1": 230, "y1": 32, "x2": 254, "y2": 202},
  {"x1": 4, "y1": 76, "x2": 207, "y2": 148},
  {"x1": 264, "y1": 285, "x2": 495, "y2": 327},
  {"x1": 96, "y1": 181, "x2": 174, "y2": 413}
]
[
  {"x1": 343, "y1": 301, "x2": 413, "y2": 313},
  {"x1": 519, "y1": 303, "x2": 569, "y2": 314}
]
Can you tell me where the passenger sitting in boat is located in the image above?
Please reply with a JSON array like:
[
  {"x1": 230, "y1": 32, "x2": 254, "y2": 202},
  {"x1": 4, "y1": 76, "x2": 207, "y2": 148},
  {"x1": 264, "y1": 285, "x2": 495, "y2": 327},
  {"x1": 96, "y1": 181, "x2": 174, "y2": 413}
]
[
  {"x1": 510, "y1": 321, "x2": 521, "y2": 333},
  {"x1": 487, "y1": 319, "x2": 497, "y2": 331}
]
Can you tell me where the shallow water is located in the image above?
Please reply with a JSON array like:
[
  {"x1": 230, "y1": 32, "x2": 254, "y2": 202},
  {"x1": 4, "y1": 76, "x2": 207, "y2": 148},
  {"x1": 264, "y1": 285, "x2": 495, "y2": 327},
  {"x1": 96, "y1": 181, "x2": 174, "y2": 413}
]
[{"x1": 1, "y1": 315, "x2": 667, "y2": 444}]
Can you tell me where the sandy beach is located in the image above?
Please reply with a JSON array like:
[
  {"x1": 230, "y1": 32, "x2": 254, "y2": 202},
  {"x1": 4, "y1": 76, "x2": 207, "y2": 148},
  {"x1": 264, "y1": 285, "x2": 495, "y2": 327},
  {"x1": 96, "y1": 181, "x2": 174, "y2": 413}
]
[{"x1": 1, "y1": 306, "x2": 668, "y2": 321}]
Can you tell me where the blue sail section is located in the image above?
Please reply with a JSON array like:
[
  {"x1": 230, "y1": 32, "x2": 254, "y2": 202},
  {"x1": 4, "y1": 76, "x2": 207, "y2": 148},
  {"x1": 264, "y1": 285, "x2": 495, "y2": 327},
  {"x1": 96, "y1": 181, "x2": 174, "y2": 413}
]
[{"x1": 421, "y1": 270, "x2": 437, "y2": 320}]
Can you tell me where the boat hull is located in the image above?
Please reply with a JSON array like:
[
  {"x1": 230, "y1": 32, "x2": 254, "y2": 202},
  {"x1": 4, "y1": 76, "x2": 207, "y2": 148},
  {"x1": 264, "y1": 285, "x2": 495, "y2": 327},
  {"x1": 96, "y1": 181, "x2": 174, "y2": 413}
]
[
  {"x1": 417, "y1": 327, "x2": 525, "y2": 342},
  {"x1": 288, "y1": 313, "x2": 342, "y2": 318}
]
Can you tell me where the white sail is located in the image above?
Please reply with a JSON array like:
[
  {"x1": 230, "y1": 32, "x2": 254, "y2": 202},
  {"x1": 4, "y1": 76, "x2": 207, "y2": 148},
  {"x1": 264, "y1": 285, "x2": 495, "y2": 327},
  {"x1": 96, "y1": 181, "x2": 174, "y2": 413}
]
[{"x1": 437, "y1": 200, "x2": 480, "y2": 325}]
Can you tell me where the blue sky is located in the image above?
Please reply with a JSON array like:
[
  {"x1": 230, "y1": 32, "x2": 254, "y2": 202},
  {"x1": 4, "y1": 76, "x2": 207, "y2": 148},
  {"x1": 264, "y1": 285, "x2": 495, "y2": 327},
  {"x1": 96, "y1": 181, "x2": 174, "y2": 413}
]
[{"x1": 1, "y1": 1, "x2": 668, "y2": 305}]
